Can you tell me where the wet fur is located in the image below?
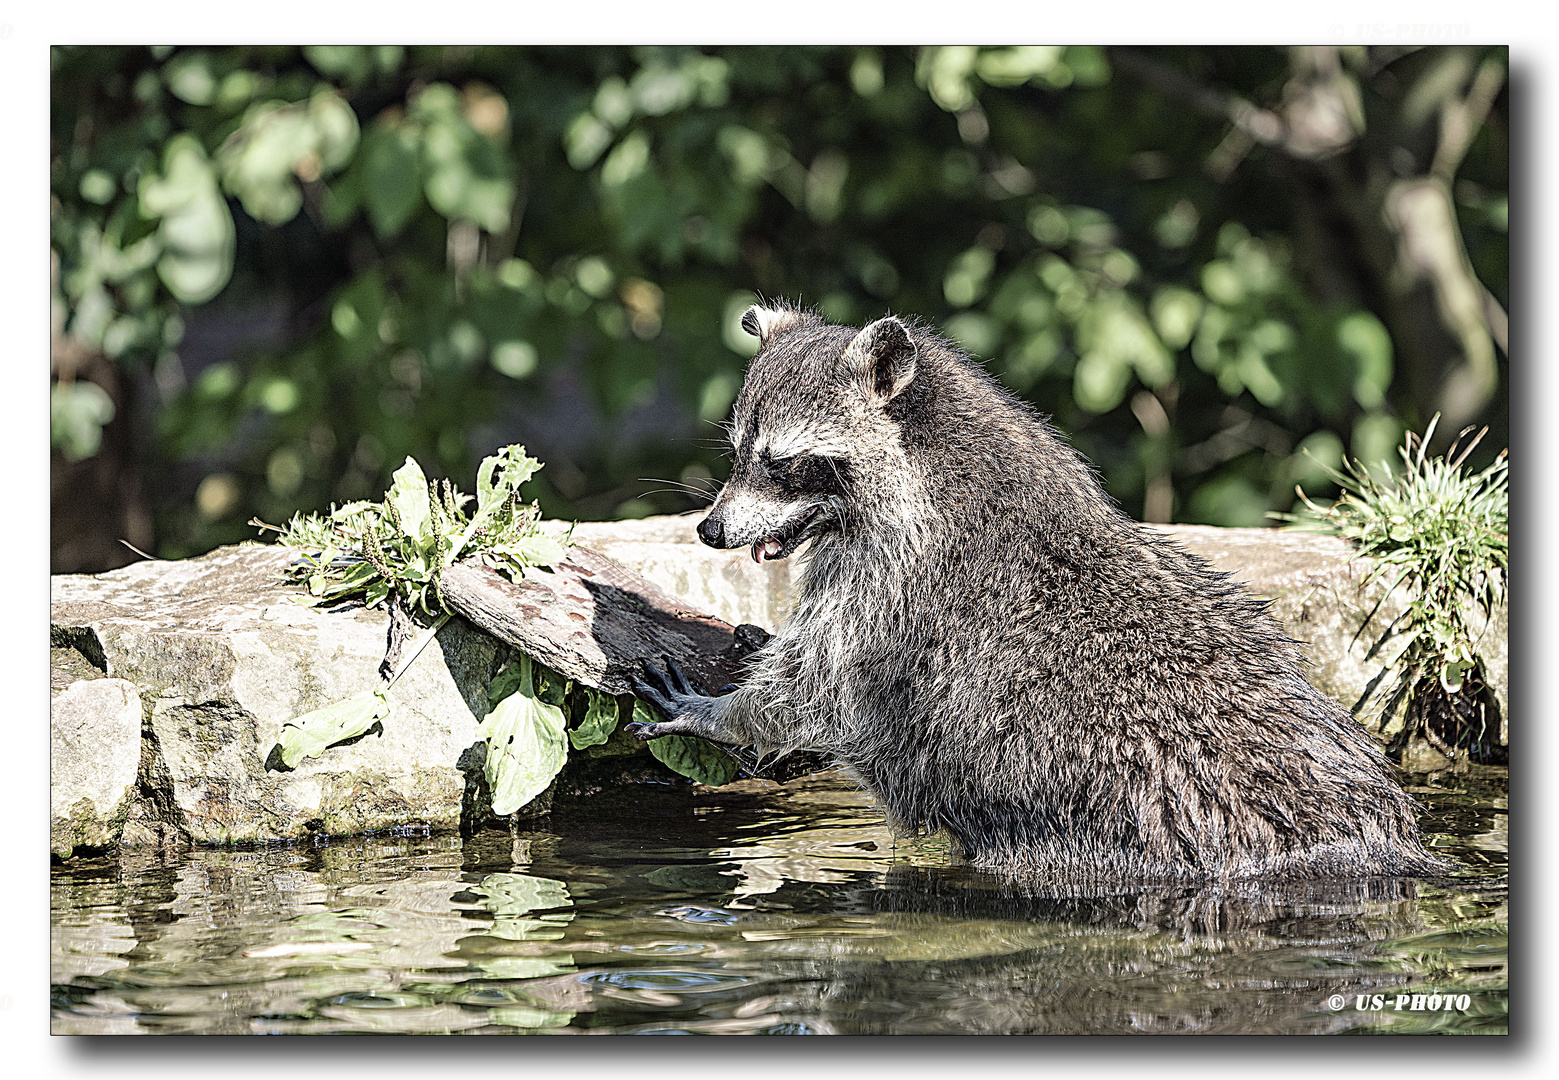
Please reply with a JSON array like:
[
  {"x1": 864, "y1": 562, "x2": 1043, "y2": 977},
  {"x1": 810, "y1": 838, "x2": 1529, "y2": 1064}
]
[{"x1": 634, "y1": 304, "x2": 1452, "y2": 882}]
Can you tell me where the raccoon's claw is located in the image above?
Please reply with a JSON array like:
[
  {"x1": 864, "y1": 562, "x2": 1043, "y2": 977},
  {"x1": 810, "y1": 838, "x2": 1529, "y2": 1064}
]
[
  {"x1": 630, "y1": 658, "x2": 687, "y2": 721},
  {"x1": 628, "y1": 670, "x2": 671, "y2": 719},
  {"x1": 629, "y1": 658, "x2": 725, "y2": 741},
  {"x1": 633, "y1": 657, "x2": 699, "y2": 705},
  {"x1": 662, "y1": 656, "x2": 697, "y2": 696}
]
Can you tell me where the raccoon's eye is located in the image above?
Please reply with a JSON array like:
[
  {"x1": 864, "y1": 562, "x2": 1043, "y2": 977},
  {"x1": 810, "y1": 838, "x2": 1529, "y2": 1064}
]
[
  {"x1": 765, "y1": 453, "x2": 848, "y2": 495},
  {"x1": 763, "y1": 453, "x2": 809, "y2": 478}
]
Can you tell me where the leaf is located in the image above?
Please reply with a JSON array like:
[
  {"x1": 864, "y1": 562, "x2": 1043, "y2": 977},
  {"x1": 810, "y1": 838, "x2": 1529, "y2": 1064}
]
[
  {"x1": 51, "y1": 381, "x2": 116, "y2": 461},
  {"x1": 386, "y1": 456, "x2": 432, "y2": 545},
  {"x1": 487, "y1": 661, "x2": 525, "y2": 707},
  {"x1": 274, "y1": 687, "x2": 391, "y2": 768},
  {"x1": 315, "y1": 560, "x2": 376, "y2": 601},
  {"x1": 569, "y1": 690, "x2": 619, "y2": 750},
  {"x1": 481, "y1": 444, "x2": 542, "y2": 509},
  {"x1": 491, "y1": 532, "x2": 567, "y2": 572},
  {"x1": 512, "y1": 532, "x2": 568, "y2": 568},
  {"x1": 449, "y1": 444, "x2": 546, "y2": 566},
  {"x1": 360, "y1": 124, "x2": 424, "y2": 240},
  {"x1": 535, "y1": 665, "x2": 571, "y2": 706},
  {"x1": 479, "y1": 655, "x2": 569, "y2": 815},
  {"x1": 216, "y1": 90, "x2": 360, "y2": 226},
  {"x1": 637, "y1": 700, "x2": 740, "y2": 787},
  {"x1": 139, "y1": 134, "x2": 236, "y2": 304},
  {"x1": 473, "y1": 450, "x2": 505, "y2": 514}
]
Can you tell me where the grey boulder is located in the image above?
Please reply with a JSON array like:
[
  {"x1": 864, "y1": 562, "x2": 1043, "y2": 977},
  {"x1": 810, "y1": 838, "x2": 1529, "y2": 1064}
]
[{"x1": 51, "y1": 544, "x2": 505, "y2": 849}]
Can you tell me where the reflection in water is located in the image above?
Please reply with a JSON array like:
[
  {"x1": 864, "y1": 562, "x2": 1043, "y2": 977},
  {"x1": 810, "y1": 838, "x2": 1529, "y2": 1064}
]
[{"x1": 52, "y1": 770, "x2": 1507, "y2": 1035}]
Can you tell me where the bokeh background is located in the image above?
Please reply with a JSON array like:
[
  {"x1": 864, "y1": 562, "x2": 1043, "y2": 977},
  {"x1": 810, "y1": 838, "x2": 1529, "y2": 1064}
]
[{"x1": 49, "y1": 45, "x2": 1508, "y2": 574}]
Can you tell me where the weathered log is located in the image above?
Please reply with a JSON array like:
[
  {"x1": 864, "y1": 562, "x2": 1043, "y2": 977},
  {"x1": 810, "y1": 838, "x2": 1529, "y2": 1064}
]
[
  {"x1": 438, "y1": 550, "x2": 835, "y2": 785},
  {"x1": 438, "y1": 547, "x2": 773, "y2": 698}
]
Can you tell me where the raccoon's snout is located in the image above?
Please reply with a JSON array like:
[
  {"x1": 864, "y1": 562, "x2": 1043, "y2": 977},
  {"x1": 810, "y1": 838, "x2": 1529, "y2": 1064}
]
[
  {"x1": 698, "y1": 501, "x2": 822, "y2": 563},
  {"x1": 696, "y1": 515, "x2": 726, "y2": 548}
]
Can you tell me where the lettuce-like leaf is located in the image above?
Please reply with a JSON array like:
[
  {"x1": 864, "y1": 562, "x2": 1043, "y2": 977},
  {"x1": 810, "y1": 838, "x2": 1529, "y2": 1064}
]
[
  {"x1": 497, "y1": 532, "x2": 567, "y2": 569},
  {"x1": 637, "y1": 699, "x2": 740, "y2": 787},
  {"x1": 569, "y1": 690, "x2": 619, "y2": 750},
  {"x1": 386, "y1": 456, "x2": 432, "y2": 545},
  {"x1": 274, "y1": 687, "x2": 391, "y2": 768},
  {"x1": 479, "y1": 655, "x2": 568, "y2": 815}
]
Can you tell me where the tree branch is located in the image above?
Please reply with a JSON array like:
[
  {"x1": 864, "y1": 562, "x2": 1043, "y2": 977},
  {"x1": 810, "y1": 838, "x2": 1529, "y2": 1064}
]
[
  {"x1": 1107, "y1": 49, "x2": 1286, "y2": 149},
  {"x1": 1481, "y1": 284, "x2": 1509, "y2": 355},
  {"x1": 1432, "y1": 54, "x2": 1507, "y2": 183}
]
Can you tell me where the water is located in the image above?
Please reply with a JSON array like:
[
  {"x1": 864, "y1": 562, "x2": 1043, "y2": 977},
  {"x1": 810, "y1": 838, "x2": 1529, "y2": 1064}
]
[{"x1": 51, "y1": 769, "x2": 1507, "y2": 1035}]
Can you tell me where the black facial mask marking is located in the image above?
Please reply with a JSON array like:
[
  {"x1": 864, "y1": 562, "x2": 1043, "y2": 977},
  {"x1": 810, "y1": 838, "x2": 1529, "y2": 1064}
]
[{"x1": 758, "y1": 451, "x2": 852, "y2": 500}]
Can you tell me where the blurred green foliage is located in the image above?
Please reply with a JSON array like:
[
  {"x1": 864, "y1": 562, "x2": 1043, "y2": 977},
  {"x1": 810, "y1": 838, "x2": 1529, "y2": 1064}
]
[{"x1": 50, "y1": 45, "x2": 1508, "y2": 563}]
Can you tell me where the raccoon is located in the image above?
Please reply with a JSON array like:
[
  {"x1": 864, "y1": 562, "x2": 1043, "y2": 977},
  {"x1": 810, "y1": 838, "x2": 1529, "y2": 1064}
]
[{"x1": 629, "y1": 302, "x2": 1451, "y2": 882}]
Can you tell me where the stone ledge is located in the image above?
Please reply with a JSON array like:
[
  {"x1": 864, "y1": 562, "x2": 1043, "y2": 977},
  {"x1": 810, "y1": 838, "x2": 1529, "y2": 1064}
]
[
  {"x1": 49, "y1": 520, "x2": 1507, "y2": 857},
  {"x1": 51, "y1": 676, "x2": 141, "y2": 858},
  {"x1": 52, "y1": 544, "x2": 507, "y2": 853}
]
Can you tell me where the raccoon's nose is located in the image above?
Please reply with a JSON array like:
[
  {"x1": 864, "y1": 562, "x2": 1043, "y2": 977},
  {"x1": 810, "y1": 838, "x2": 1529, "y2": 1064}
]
[{"x1": 696, "y1": 515, "x2": 725, "y2": 548}]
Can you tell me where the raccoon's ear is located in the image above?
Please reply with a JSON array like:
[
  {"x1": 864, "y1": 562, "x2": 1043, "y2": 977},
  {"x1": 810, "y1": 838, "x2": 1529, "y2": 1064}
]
[
  {"x1": 843, "y1": 316, "x2": 917, "y2": 401},
  {"x1": 741, "y1": 305, "x2": 802, "y2": 344}
]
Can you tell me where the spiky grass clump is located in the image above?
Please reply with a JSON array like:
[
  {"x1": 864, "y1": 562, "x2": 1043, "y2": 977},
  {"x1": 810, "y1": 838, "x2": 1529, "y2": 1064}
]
[{"x1": 1284, "y1": 417, "x2": 1508, "y2": 764}]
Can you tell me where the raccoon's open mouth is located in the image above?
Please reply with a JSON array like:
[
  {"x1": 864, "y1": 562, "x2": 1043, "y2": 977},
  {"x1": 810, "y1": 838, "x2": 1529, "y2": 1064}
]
[{"x1": 751, "y1": 506, "x2": 822, "y2": 564}]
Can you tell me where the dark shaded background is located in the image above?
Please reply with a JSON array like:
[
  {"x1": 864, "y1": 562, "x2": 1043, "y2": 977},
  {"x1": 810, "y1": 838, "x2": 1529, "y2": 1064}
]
[{"x1": 49, "y1": 45, "x2": 1508, "y2": 573}]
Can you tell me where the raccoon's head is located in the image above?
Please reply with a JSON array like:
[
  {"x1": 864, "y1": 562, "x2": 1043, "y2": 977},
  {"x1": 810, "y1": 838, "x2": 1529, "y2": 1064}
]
[{"x1": 697, "y1": 303, "x2": 923, "y2": 563}]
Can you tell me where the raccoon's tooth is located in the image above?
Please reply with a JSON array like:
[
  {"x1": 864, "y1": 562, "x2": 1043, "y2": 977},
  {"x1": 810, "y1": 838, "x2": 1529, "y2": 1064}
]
[{"x1": 764, "y1": 540, "x2": 781, "y2": 559}]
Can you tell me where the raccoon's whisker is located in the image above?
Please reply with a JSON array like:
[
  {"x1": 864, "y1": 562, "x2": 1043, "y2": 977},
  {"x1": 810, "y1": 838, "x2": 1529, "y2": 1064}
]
[
  {"x1": 636, "y1": 476, "x2": 723, "y2": 499},
  {"x1": 634, "y1": 483, "x2": 719, "y2": 506}
]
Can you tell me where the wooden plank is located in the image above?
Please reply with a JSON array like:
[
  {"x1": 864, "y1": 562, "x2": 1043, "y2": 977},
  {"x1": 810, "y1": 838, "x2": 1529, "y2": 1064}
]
[{"x1": 438, "y1": 547, "x2": 772, "y2": 698}]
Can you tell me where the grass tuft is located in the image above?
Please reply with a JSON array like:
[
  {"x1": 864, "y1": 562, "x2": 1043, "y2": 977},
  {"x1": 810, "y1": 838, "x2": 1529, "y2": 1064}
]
[{"x1": 1277, "y1": 417, "x2": 1508, "y2": 764}]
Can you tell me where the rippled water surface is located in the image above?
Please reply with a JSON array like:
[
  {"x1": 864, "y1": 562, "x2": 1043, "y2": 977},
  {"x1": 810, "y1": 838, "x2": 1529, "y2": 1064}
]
[{"x1": 51, "y1": 769, "x2": 1507, "y2": 1035}]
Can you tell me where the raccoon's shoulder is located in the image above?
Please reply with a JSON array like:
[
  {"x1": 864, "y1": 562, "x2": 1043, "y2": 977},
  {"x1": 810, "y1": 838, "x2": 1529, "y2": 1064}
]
[{"x1": 888, "y1": 326, "x2": 1055, "y2": 441}]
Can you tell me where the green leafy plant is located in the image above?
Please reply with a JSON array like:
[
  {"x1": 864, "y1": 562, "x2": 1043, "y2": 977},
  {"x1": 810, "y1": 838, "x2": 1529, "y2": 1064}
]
[
  {"x1": 275, "y1": 688, "x2": 391, "y2": 769},
  {"x1": 637, "y1": 699, "x2": 741, "y2": 787},
  {"x1": 569, "y1": 691, "x2": 621, "y2": 750},
  {"x1": 1281, "y1": 417, "x2": 1508, "y2": 763},
  {"x1": 262, "y1": 443, "x2": 570, "y2": 788},
  {"x1": 259, "y1": 443, "x2": 568, "y2": 615},
  {"x1": 260, "y1": 443, "x2": 740, "y2": 809}
]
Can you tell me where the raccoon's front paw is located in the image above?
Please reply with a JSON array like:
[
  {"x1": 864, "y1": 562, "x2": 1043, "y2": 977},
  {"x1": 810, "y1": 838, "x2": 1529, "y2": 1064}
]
[
  {"x1": 627, "y1": 657, "x2": 703, "y2": 738},
  {"x1": 628, "y1": 658, "x2": 746, "y2": 745}
]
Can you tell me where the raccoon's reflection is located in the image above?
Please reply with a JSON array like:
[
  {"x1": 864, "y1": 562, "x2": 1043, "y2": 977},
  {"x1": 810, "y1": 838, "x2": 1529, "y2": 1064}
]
[
  {"x1": 866, "y1": 862, "x2": 1426, "y2": 937},
  {"x1": 728, "y1": 866, "x2": 1435, "y2": 1035}
]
